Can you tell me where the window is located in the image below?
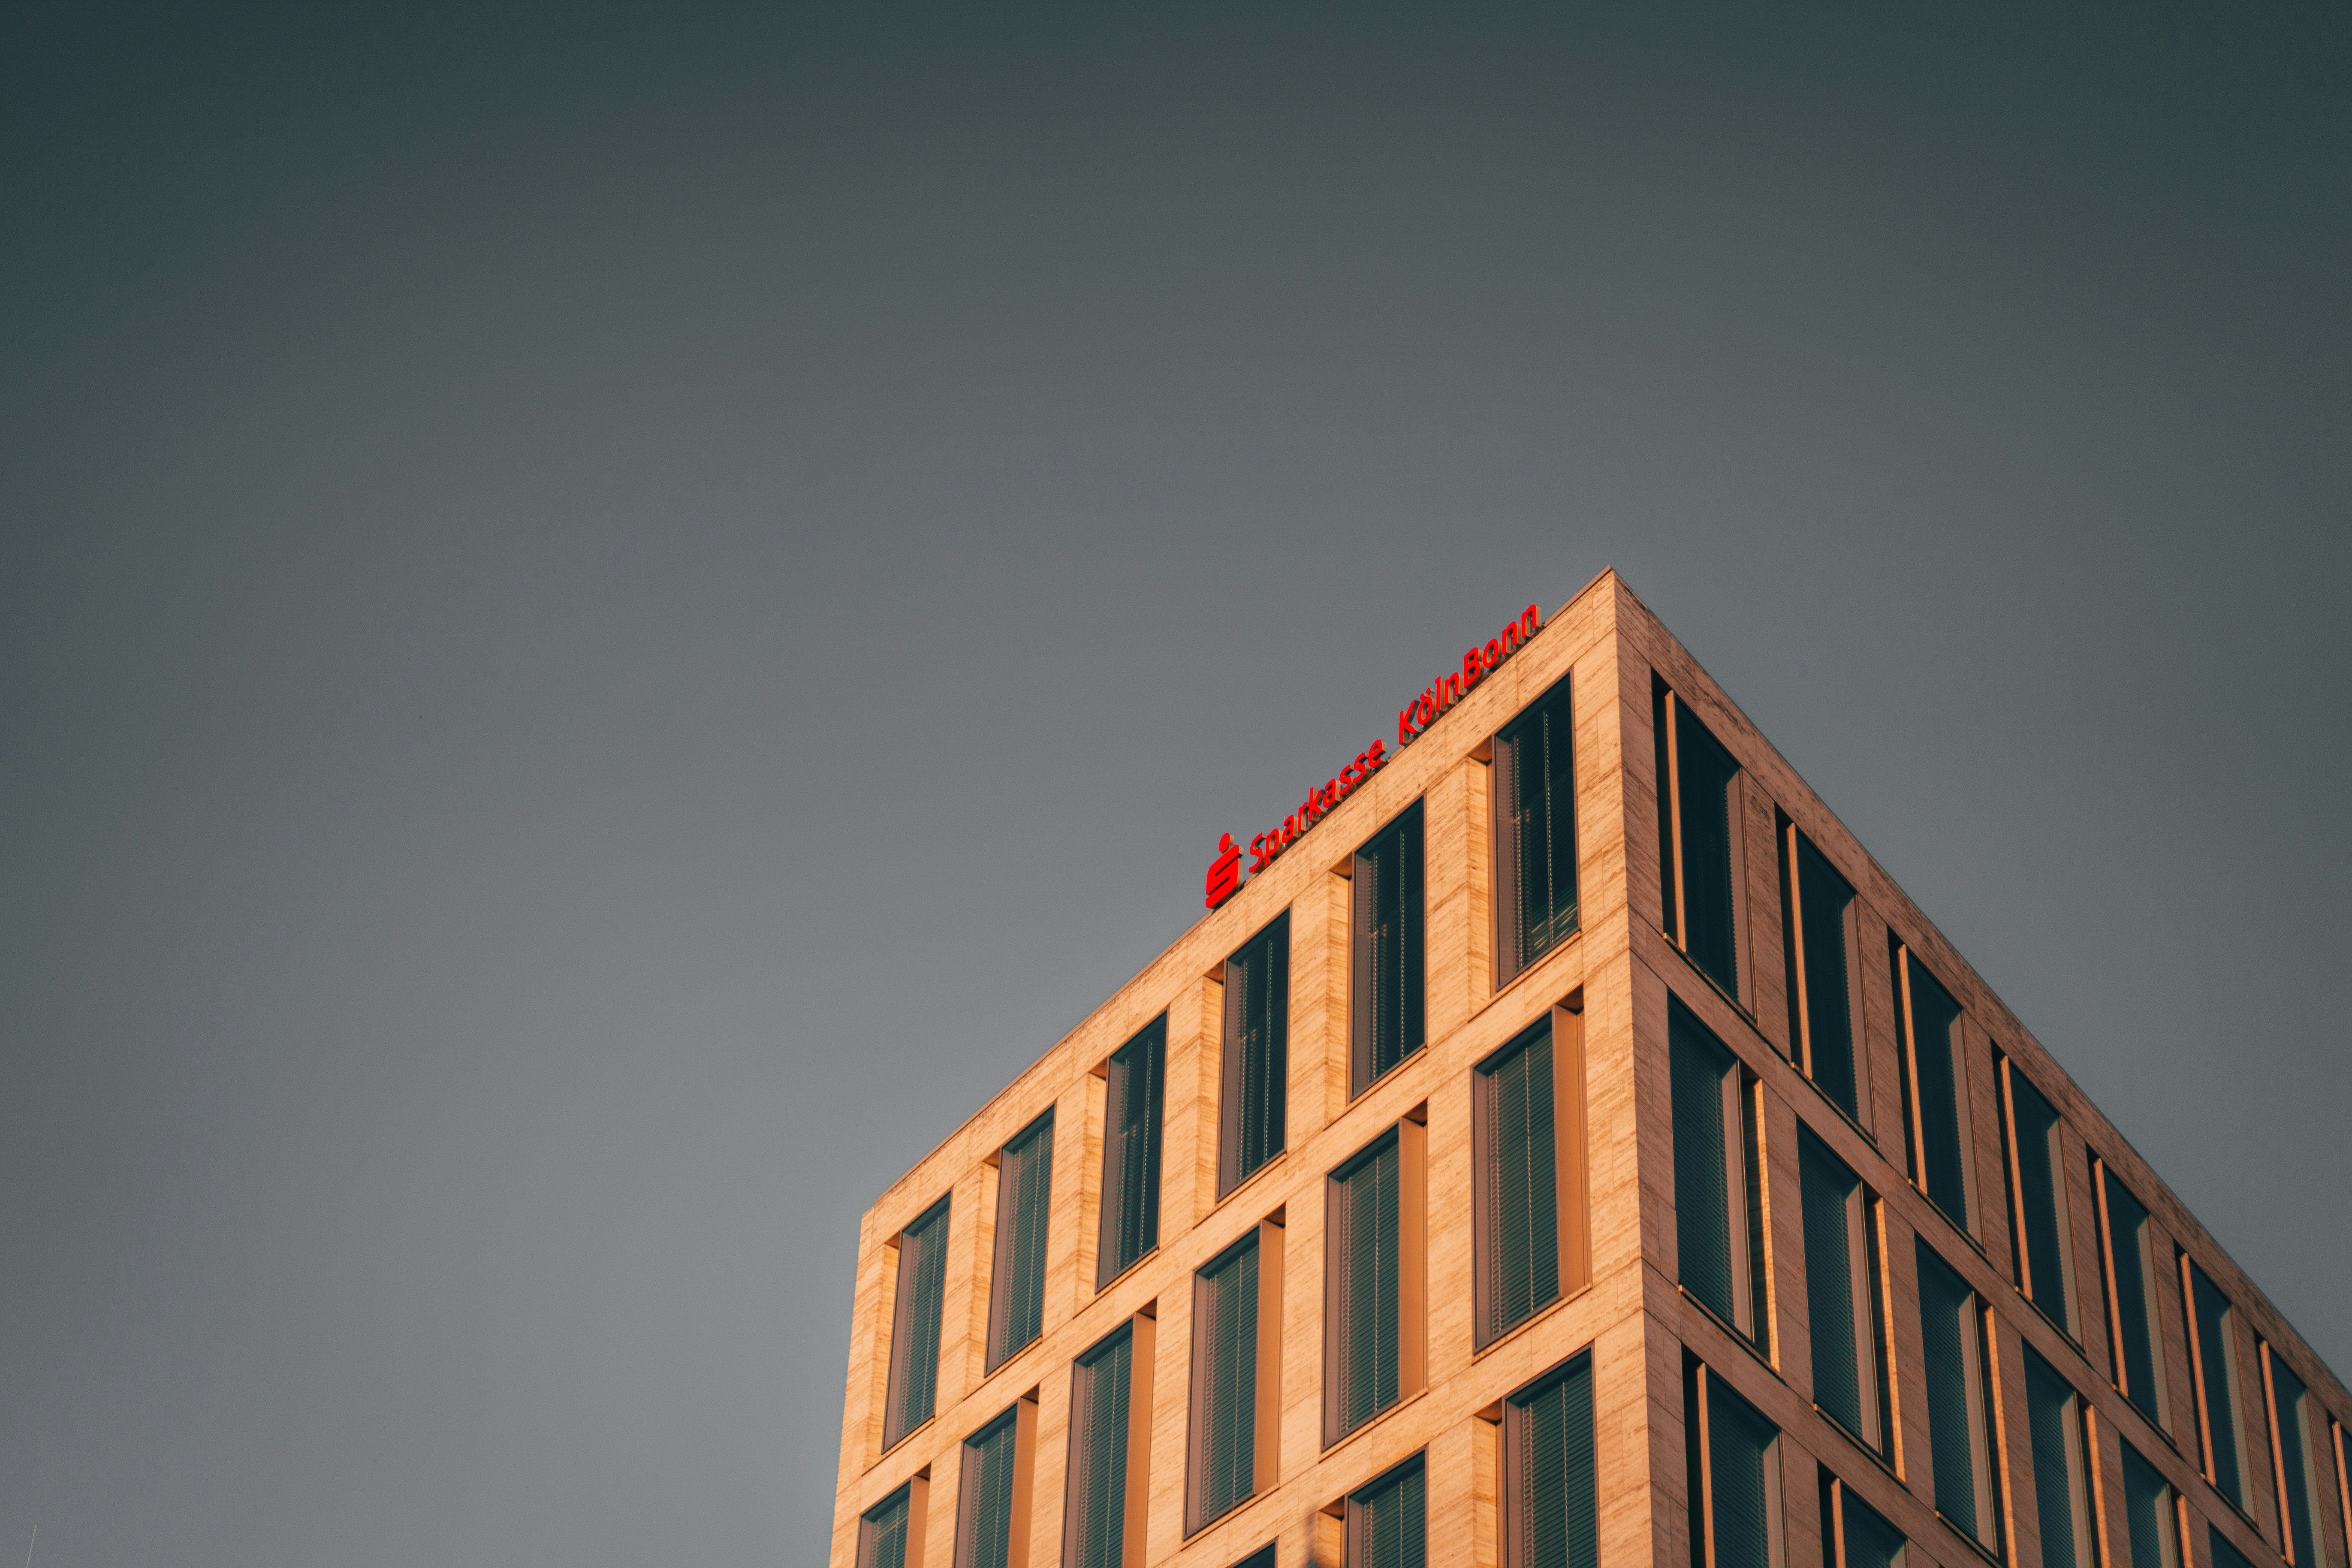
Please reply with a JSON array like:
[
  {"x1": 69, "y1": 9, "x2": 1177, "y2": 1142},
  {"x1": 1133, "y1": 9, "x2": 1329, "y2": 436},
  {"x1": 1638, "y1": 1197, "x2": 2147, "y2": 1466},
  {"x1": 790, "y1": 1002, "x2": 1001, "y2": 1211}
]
[
  {"x1": 1474, "y1": 1012, "x2": 1586, "y2": 1348},
  {"x1": 1999, "y1": 1058, "x2": 2078, "y2": 1337},
  {"x1": 1351, "y1": 804, "x2": 1425, "y2": 1095},
  {"x1": 1097, "y1": 1019, "x2": 1165, "y2": 1288},
  {"x1": 2186, "y1": 1260, "x2": 2252, "y2": 1512},
  {"x1": 1066, "y1": 1316, "x2": 1154, "y2": 1568},
  {"x1": 1671, "y1": 997, "x2": 1767, "y2": 1349},
  {"x1": 1348, "y1": 1454, "x2": 1427, "y2": 1568},
  {"x1": 884, "y1": 1197, "x2": 952, "y2": 1450},
  {"x1": 861, "y1": 1480, "x2": 926, "y2": 1568},
  {"x1": 1189, "y1": 1220, "x2": 1284, "y2": 1535},
  {"x1": 2094, "y1": 1162, "x2": 2172, "y2": 1434},
  {"x1": 1326, "y1": 1116, "x2": 1427, "y2": 1445},
  {"x1": 1778, "y1": 820, "x2": 1868, "y2": 1126},
  {"x1": 2211, "y1": 1527, "x2": 2259, "y2": 1568},
  {"x1": 1502, "y1": 1352, "x2": 1598, "y2": 1568},
  {"x1": 1655, "y1": 677, "x2": 1750, "y2": 1004},
  {"x1": 2263, "y1": 1346, "x2": 2325, "y2": 1568},
  {"x1": 2024, "y1": 1344, "x2": 2099, "y2": 1568},
  {"x1": 1222, "y1": 917, "x2": 1291, "y2": 1194},
  {"x1": 988, "y1": 1111, "x2": 1055, "y2": 1372},
  {"x1": 1798, "y1": 1126, "x2": 1889, "y2": 1456},
  {"x1": 1686, "y1": 1357, "x2": 1788, "y2": 1568},
  {"x1": 1821, "y1": 1472, "x2": 1909, "y2": 1568},
  {"x1": 1496, "y1": 673, "x2": 1579, "y2": 984},
  {"x1": 1915, "y1": 1240, "x2": 2002, "y2": 1554},
  {"x1": 1890, "y1": 942, "x2": 1972, "y2": 1233},
  {"x1": 958, "y1": 1399, "x2": 1036, "y2": 1568},
  {"x1": 1228, "y1": 1549, "x2": 1276, "y2": 1568},
  {"x1": 2119, "y1": 1441, "x2": 2183, "y2": 1568}
]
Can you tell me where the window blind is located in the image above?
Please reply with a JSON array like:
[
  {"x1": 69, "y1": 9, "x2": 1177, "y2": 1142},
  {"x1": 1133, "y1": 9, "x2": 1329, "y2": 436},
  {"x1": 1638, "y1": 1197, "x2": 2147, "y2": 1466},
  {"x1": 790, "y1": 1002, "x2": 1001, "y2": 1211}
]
[
  {"x1": 1330, "y1": 1131, "x2": 1402, "y2": 1441},
  {"x1": 1896, "y1": 950, "x2": 1970, "y2": 1230},
  {"x1": 1503, "y1": 1354, "x2": 1595, "y2": 1568},
  {"x1": 1800, "y1": 1127, "x2": 1881, "y2": 1451},
  {"x1": 1351, "y1": 805, "x2": 1425, "y2": 1095},
  {"x1": 959, "y1": 1408, "x2": 1021, "y2": 1568},
  {"x1": 1496, "y1": 675, "x2": 1577, "y2": 984},
  {"x1": 2190, "y1": 1264, "x2": 2248, "y2": 1507},
  {"x1": 883, "y1": 1196, "x2": 950, "y2": 1450},
  {"x1": 1067, "y1": 1326, "x2": 1135, "y2": 1568},
  {"x1": 1098, "y1": 1020, "x2": 1165, "y2": 1288},
  {"x1": 988, "y1": 1110, "x2": 1054, "y2": 1372},
  {"x1": 1475, "y1": 1020, "x2": 1560, "y2": 1348},
  {"x1": 1704, "y1": 1372, "x2": 1783, "y2": 1568},
  {"x1": 2005, "y1": 1065, "x2": 2075, "y2": 1334},
  {"x1": 2024, "y1": 1345, "x2": 2094, "y2": 1568},
  {"x1": 1915, "y1": 1241, "x2": 1996, "y2": 1550},
  {"x1": 2271, "y1": 1355, "x2": 2321, "y2": 1568},
  {"x1": 1191, "y1": 1233, "x2": 1259, "y2": 1532},
  {"x1": 1673, "y1": 699, "x2": 1743, "y2": 996},
  {"x1": 1785, "y1": 830, "x2": 1862, "y2": 1120},
  {"x1": 2120, "y1": 1441, "x2": 2180, "y2": 1568},
  {"x1": 2102, "y1": 1171, "x2": 2168, "y2": 1430},
  {"x1": 1349, "y1": 1456, "x2": 1426, "y2": 1568},
  {"x1": 1222, "y1": 917, "x2": 1290, "y2": 1194},
  {"x1": 1671, "y1": 998, "x2": 1757, "y2": 1341}
]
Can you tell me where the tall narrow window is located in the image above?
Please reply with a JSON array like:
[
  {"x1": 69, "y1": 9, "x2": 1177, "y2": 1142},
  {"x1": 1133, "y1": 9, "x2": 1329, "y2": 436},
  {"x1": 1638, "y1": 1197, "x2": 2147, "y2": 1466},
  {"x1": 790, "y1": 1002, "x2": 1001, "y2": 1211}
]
[
  {"x1": 1475, "y1": 1019, "x2": 1561, "y2": 1347},
  {"x1": 1222, "y1": 917, "x2": 1291, "y2": 1194},
  {"x1": 1327, "y1": 1118, "x2": 1426, "y2": 1446},
  {"x1": 2025, "y1": 1345, "x2": 2100, "y2": 1568},
  {"x1": 1189, "y1": 1221, "x2": 1283, "y2": 1535},
  {"x1": 2000, "y1": 1058, "x2": 2078, "y2": 1337},
  {"x1": 2264, "y1": 1347, "x2": 2324, "y2": 1568},
  {"x1": 959, "y1": 1399, "x2": 1036, "y2": 1568},
  {"x1": 1799, "y1": 1127, "x2": 1888, "y2": 1456},
  {"x1": 1916, "y1": 1240, "x2": 2002, "y2": 1554},
  {"x1": 1497, "y1": 673, "x2": 1579, "y2": 984},
  {"x1": 1655, "y1": 677, "x2": 1749, "y2": 1004},
  {"x1": 2120, "y1": 1441, "x2": 2183, "y2": 1568},
  {"x1": 1891, "y1": 942, "x2": 1972, "y2": 1233},
  {"x1": 2211, "y1": 1528, "x2": 2259, "y2": 1568},
  {"x1": 884, "y1": 1196, "x2": 952, "y2": 1450},
  {"x1": 2095, "y1": 1163, "x2": 2172, "y2": 1434},
  {"x1": 1821, "y1": 1472, "x2": 1909, "y2": 1568},
  {"x1": 1671, "y1": 997, "x2": 1767, "y2": 1349},
  {"x1": 1686, "y1": 1358, "x2": 1788, "y2": 1568},
  {"x1": 1779, "y1": 821, "x2": 1868, "y2": 1126},
  {"x1": 988, "y1": 1111, "x2": 1055, "y2": 1372},
  {"x1": 1097, "y1": 1020, "x2": 1165, "y2": 1288},
  {"x1": 1352, "y1": 805, "x2": 1425, "y2": 1094},
  {"x1": 1348, "y1": 1455, "x2": 1427, "y2": 1568},
  {"x1": 861, "y1": 1481, "x2": 925, "y2": 1568},
  {"x1": 2186, "y1": 1260, "x2": 2251, "y2": 1511},
  {"x1": 1502, "y1": 1352, "x2": 1598, "y2": 1568},
  {"x1": 1066, "y1": 1318, "x2": 1153, "y2": 1568}
]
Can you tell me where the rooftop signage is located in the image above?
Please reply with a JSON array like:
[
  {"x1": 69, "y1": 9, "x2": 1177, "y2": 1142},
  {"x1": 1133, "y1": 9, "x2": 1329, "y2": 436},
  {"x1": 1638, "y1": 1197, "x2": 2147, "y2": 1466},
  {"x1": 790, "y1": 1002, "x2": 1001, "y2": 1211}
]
[{"x1": 1204, "y1": 602, "x2": 1544, "y2": 910}]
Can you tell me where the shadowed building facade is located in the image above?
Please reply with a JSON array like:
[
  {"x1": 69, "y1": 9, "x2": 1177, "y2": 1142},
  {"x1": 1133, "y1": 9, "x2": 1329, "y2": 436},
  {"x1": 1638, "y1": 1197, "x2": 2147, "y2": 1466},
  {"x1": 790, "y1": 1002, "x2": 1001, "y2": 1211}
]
[{"x1": 829, "y1": 570, "x2": 2351, "y2": 1568}]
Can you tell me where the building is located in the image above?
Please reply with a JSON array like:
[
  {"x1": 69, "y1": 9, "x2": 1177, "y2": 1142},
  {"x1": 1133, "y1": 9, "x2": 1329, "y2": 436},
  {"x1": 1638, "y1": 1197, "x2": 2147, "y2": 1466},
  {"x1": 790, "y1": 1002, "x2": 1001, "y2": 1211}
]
[{"x1": 827, "y1": 570, "x2": 2350, "y2": 1568}]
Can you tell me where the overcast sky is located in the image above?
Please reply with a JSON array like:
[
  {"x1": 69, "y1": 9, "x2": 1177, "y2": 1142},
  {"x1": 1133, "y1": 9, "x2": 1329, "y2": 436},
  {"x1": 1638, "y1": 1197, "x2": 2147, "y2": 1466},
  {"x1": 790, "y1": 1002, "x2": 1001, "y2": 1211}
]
[{"x1": 4, "y1": 3, "x2": 2349, "y2": 1564}]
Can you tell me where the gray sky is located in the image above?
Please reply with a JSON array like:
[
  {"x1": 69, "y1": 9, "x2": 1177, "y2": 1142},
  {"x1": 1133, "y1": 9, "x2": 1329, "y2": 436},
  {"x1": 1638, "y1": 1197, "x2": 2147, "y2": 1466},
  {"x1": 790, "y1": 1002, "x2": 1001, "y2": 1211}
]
[{"x1": 3, "y1": 3, "x2": 2348, "y2": 1563}]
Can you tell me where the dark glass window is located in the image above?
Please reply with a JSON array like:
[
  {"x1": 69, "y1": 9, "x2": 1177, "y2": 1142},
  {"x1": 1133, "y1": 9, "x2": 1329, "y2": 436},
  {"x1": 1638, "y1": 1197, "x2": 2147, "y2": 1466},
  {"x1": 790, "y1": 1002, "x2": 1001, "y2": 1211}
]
[
  {"x1": 2098, "y1": 1167, "x2": 2171, "y2": 1433},
  {"x1": 2024, "y1": 1345, "x2": 2098, "y2": 1568},
  {"x1": 1685, "y1": 1358, "x2": 1786, "y2": 1568},
  {"x1": 1820, "y1": 1474, "x2": 1908, "y2": 1568},
  {"x1": 1475, "y1": 1019, "x2": 1562, "y2": 1348},
  {"x1": 1502, "y1": 1353, "x2": 1597, "y2": 1568},
  {"x1": 1779, "y1": 822, "x2": 1866, "y2": 1124},
  {"x1": 1891, "y1": 944, "x2": 1971, "y2": 1231},
  {"x1": 1228, "y1": 1549, "x2": 1276, "y2": 1568},
  {"x1": 988, "y1": 1110, "x2": 1054, "y2": 1372},
  {"x1": 2001, "y1": 1061, "x2": 2077, "y2": 1336},
  {"x1": 2210, "y1": 1529, "x2": 2259, "y2": 1568},
  {"x1": 1916, "y1": 1240, "x2": 2000, "y2": 1554},
  {"x1": 1348, "y1": 1455, "x2": 1426, "y2": 1568},
  {"x1": 1655, "y1": 677, "x2": 1746, "y2": 1000},
  {"x1": 1329, "y1": 1131, "x2": 1402, "y2": 1442},
  {"x1": 858, "y1": 1484, "x2": 914, "y2": 1568},
  {"x1": 1671, "y1": 997, "x2": 1766, "y2": 1347},
  {"x1": 2120, "y1": 1440, "x2": 2182, "y2": 1568},
  {"x1": 1098, "y1": 1019, "x2": 1165, "y2": 1288},
  {"x1": 1222, "y1": 916, "x2": 1290, "y2": 1194},
  {"x1": 1497, "y1": 674, "x2": 1579, "y2": 984},
  {"x1": 1351, "y1": 805, "x2": 1425, "y2": 1095},
  {"x1": 1066, "y1": 1325, "x2": 1137, "y2": 1568},
  {"x1": 2188, "y1": 1262, "x2": 2250, "y2": 1509},
  {"x1": 958, "y1": 1406, "x2": 1023, "y2": 1568},
  {"x1": 1189, "y1": 1231, "x2": 1261, "y2": 1533},
  {"x1": 882, "y1": 1196, "x2": 951, "y2": 1450},
  {"x1": 1799, "y1": 1127, "x2": 1887, "y2": 1455},
  {"x1": 2269, "y1": 1351, "x2": 2322, "y2": 1568}
]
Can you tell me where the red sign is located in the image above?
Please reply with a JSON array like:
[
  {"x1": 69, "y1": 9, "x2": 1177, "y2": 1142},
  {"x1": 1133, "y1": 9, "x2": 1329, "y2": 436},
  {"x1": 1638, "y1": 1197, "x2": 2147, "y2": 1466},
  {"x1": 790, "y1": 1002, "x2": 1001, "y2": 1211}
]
[{"x1": 1204, "y1": 600, "x2": 1543, "y2": 908}]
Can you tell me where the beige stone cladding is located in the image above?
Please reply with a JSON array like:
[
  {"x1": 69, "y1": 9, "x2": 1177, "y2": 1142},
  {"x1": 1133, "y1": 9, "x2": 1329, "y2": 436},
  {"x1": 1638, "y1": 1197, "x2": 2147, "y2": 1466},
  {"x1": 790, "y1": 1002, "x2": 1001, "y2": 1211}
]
[{"x1": 829, "y1": 570, "x2": 2349, "y2": 1568}]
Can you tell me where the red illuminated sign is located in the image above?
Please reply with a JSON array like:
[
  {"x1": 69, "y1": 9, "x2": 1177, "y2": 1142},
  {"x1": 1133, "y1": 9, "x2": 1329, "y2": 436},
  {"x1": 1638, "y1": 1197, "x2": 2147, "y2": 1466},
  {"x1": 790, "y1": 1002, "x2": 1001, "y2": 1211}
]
[{"x1": 1203, "y1": 601, "x2": 1543, "y2": 909}]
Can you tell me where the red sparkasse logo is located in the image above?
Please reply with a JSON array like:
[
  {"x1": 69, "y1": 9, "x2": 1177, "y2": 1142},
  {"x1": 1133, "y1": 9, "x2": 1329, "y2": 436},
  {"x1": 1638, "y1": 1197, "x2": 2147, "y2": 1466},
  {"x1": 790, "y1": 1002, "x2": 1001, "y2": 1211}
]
[{"x1": 1202, "y1": 601, "x2": 1542, "y2": 910}]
